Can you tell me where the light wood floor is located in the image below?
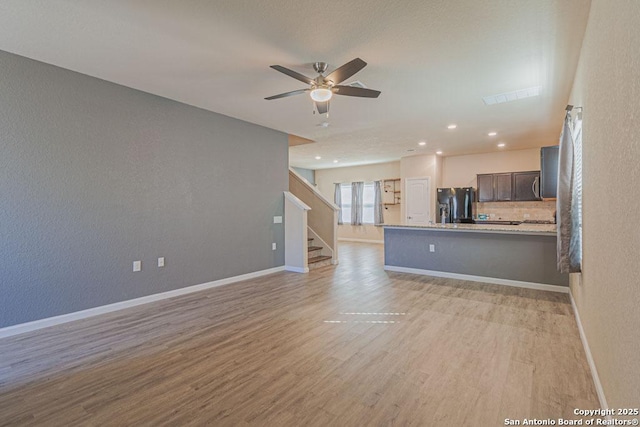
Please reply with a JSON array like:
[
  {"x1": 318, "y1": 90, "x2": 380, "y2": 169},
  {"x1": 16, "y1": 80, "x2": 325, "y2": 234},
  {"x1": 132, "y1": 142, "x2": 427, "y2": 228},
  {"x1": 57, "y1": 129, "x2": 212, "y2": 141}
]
[{"x1": 0, "y1": 243, "x2": 598, "y2": 426}]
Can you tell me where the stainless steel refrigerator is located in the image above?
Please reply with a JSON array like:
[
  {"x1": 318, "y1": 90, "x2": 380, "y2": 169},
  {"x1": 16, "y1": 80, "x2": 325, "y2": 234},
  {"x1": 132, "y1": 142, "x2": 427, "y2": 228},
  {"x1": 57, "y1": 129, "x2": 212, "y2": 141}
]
[{"x1": 437, "y1": 187, "x2": 475, "y2": 223}]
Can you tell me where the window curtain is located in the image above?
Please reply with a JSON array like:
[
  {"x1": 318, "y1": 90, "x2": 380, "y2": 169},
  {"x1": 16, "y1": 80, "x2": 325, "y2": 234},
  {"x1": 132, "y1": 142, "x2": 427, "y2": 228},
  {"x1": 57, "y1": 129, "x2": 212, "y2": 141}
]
[
  {"x1": 557, "y1": 111, "x2": 583, "y2": 273},
  {"x1": 373, "y1": 180, "x2": 384, "y2": 225},
  {"x1": 334, "y1": 183, "x2": 343, "y2": 225},
  {"x1": 351, "y1": 181, "x2": 364, "y2": 225}
]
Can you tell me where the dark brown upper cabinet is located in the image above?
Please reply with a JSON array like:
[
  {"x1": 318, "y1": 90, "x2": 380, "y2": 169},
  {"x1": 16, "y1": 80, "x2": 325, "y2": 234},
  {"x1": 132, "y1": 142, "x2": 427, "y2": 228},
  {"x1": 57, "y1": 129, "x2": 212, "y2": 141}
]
[
  {"x1": 477, "y1": 173, "x2": 512, "y2": 202},
  {"x1": 477, "y1": 174, "x2": 494, "y2": 202},
  {"x1": 495, "y1": 173, "x2": 513, "y2": 201},
  {"x1": 477, "y1": 171, "x2": 541, "y2": 202},
  {"x1": 540, "y1": 146, "x2": 559, "y2": 199}
]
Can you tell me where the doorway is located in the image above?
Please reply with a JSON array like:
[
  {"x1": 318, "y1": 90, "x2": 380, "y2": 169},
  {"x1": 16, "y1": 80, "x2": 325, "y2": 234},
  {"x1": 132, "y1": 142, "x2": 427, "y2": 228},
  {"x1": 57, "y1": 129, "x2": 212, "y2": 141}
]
[{"x1": 405, "y1": 177, "x2": 431, "y2": 225}]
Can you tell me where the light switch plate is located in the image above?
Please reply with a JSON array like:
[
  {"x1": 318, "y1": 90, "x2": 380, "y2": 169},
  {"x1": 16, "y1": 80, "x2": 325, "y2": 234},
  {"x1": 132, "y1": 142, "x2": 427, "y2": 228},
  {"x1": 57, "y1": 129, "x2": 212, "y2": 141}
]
[
  {"x1": 158, "y1": 257, "x2": 165, "y2": 267},
  {"x1": 272, "y1": 243, "x2": 277, "y2": 250},
  {"x1": 133, "y1": 260, "x2": 141, "y2": 272},
  {"x1": 429, "y1": 244, "x2": 435, "y2": 252},
  {"x1": 273, "y1": 216, "x2": 283, "y2": 224}
]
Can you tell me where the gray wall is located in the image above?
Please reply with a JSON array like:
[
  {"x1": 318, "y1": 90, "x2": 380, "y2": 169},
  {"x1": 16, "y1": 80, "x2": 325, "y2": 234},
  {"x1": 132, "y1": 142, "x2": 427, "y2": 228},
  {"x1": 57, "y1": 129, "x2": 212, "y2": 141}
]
[
  {"x1": 384, "y1": 228, "x2": 569, "y2": 286},
  {"x1": 292, "y1": 167, "x2": 315, "y2": 185},
  {"x1": 0, "y1": 50, "x2": 288, "y2": 328}
]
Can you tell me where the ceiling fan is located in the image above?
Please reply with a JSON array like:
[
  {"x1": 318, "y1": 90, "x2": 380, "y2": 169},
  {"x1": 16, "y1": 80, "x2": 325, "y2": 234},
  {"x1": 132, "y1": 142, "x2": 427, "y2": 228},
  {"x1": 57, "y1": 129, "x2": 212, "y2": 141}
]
[{"x1": 265, "y1": 58, "x2": 381, "y2": 115}]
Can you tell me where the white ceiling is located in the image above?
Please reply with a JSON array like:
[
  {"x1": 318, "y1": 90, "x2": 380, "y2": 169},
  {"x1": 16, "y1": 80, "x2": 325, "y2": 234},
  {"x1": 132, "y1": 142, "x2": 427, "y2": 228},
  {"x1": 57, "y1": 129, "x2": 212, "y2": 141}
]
[{"x1": 0, "y1": 0, "x2": 590, "y2": 169}]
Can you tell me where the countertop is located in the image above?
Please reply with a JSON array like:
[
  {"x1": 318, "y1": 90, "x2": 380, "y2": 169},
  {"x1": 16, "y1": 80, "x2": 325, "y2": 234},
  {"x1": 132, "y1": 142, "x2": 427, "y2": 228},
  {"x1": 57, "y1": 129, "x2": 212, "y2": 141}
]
[{"x1": 382, "y1": 222, "x2": 557, "y2": 235}]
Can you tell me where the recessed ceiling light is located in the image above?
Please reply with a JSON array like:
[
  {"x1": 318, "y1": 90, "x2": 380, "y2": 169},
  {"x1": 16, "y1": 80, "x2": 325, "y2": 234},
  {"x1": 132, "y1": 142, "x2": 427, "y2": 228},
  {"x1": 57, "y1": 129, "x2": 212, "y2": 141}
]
[
  {"x1": 488, "y1": 132, "x2": 497, "y2": 136},
  {"x1": 447, "y1": 124, "x2": 457, "y2": 129},
  {"x1": 315, "y1": 156, "x2": 322, "y2": 160},
  {"x1": 497, "y1": 143, "x2": 506, "y2": 148},
  {"x1": 436, "y1": 150, "x2": 443, "y2": 155},
  {"x1": 333, "y1": 159, "x2": 339, "y2": 163},
  {"x1": 418, "y1": 141, "x2": 427, "y2": 146}
]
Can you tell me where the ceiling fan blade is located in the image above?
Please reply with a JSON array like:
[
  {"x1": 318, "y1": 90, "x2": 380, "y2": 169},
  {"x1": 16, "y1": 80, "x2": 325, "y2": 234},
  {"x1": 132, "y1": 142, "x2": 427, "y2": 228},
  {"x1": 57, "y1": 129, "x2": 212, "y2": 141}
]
[
  {"x1": 324, "y1": 58, "x2": 367, "y2": 85},
  {"x1": 265, "y1": 89, "x2": 309, "y2": 100},
  {"x1": 333, "y1": 85, "x2": 381, "y2": 98},
  {"x1": 270, "y1": 65, "x2": 315, "y2": 85},
  {"x1": 315, "y1": 101, "x2": 329, "y2": 115}
]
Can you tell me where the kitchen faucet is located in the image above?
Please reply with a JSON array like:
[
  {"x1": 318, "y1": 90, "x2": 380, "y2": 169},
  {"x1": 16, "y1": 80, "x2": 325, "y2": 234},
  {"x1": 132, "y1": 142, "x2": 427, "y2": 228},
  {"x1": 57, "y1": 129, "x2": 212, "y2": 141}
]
[{"x1": 439, "y1": 203, "x2": 449, "y2": 224}]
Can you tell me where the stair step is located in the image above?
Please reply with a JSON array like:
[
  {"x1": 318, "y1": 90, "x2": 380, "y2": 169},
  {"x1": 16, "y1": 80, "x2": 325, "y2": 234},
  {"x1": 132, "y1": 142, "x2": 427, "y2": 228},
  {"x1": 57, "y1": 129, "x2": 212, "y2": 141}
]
[
  {"x1": 308, "y1": 255, "x2": 332, "y2": 270},
  {"x1": 308, "y1": 255, "x2": 332, "y2": 264},
  {"x1": 308, "y1": 246, "x2": 323, "y2": 252}
]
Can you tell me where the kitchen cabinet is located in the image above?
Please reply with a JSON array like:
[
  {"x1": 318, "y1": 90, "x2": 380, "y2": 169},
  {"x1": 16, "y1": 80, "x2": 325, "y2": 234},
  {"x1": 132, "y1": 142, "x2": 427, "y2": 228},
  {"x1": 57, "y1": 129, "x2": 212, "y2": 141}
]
[
  {"x1": 495, "y1": 173, "x2": 513, "y2": 201},
  {"x1": 477, "y1": 173, "x2": 512, "y2": 202},
  {"x1": 477, "y1": 174, "x2": 494, "y2": 202},
  {"x1": 513, "y1": 171, "x2": 541, "y2": 201},
  {"x1": 540, "y1": 146, "x2": 559, "y2": 198},
  {"x1": 477, "y1": 171, "x2": 541, "y2": 202}
]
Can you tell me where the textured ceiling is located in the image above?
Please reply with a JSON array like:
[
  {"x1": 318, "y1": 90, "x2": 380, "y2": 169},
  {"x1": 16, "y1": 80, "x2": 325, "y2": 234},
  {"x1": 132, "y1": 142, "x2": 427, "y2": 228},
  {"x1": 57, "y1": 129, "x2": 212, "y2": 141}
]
[{"x1": 0, "y1": 0, "x2": 590, "y2": 169}]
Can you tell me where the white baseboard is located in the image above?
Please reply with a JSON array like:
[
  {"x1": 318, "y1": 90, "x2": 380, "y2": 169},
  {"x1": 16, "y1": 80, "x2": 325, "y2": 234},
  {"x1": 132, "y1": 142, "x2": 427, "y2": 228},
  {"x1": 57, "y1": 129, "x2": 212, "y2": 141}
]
[
  {"x1": 284, "y1": 266, "x2": 309, "y2": 273},
  {"x1": 0, "y1": 266, "x2": 286, "y2": 339},
  {"x1": 338, "y1": 238, "x2": 384, "y2": 244},
  {"x1": 383, "y1": 265, "x2": 570, "y2": 294},
  {"x1": 570, "y1": 291, "x2": 610, "y2": 414}
]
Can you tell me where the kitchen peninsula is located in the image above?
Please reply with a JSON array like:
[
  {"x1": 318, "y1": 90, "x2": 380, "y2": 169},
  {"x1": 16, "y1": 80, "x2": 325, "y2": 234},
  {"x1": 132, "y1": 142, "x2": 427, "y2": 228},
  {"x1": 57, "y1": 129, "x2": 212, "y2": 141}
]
[{"x1": 383, "y1": 223, "x2": 568, "y2": 291}]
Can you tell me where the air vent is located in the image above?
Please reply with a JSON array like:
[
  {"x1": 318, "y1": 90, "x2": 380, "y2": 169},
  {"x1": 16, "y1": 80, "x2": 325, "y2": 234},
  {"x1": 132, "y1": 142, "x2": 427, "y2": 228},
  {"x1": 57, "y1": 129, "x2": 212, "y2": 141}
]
[{"x1": 482, "y1": 86, "x2": 541, "y2": 105}]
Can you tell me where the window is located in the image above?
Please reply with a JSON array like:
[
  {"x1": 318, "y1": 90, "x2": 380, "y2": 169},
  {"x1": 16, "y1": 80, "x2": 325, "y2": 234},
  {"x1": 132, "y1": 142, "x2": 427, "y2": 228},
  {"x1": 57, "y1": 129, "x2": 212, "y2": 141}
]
[
  {"x1": 362, "y1": 182, "x2": 375, "y2": 224},
  {"x1": 339, "y1": 183, "x2": 375, "y2": 225}
]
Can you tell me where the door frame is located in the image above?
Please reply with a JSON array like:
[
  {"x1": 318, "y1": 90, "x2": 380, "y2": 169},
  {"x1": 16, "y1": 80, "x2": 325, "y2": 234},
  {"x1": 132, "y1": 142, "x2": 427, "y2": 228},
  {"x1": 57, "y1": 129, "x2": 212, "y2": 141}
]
[{"x1": 405, "y1": 176, "x2": 432, "y2": 225}]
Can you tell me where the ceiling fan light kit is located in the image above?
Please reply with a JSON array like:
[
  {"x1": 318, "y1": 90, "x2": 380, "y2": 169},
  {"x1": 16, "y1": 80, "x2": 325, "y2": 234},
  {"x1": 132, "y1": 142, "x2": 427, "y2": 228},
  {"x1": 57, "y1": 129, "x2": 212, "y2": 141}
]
[
  {"x1": 266, "y1": 58, "x2": 381, "y2": 115},
  {"x1": 310, "y1": 87, "x2": 333, "y2": 102}
]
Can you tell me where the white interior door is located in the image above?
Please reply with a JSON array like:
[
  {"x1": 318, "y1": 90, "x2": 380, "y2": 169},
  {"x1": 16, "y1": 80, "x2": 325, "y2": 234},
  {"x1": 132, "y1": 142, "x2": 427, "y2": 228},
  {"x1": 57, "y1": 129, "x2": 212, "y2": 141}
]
[{"x1": 405, "y1": 178, "x2": 431, "y2": 225}]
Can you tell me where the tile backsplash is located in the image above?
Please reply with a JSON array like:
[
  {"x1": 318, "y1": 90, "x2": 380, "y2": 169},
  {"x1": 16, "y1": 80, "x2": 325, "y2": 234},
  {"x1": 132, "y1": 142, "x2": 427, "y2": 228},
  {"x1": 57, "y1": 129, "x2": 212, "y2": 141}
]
[{"x1": 475, "y1": 201, "x2": 556, "y2": 222}]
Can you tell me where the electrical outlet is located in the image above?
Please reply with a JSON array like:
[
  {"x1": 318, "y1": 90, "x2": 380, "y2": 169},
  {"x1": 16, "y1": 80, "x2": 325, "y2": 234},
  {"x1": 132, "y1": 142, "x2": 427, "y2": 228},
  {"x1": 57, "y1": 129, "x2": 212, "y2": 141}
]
[
  {"x1": 273, "y1": 216, "x2": 283, "y2": 224},
  {"x1": 133, "y1": 261, "x2": 141, "y2": 272},
  {"x1": 272, "y1": 243, "x2": 277, "y2": 250},
  {"x1": 158, "y1": 257, "x2": 165, "y2": 267},
  {"x1": 524, "y1": 213, "x2": 531, "y2": 218},
  {"x1": 429, "y1": 244, "x2": 435, "y2": 252}
]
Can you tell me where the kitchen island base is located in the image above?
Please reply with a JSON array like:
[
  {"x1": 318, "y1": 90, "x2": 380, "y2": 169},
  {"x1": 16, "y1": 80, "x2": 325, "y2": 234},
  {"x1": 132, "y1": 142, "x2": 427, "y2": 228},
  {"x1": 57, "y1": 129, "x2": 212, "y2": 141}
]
[{"x1": 384, "y1": 226, "x2": 568, "y2": 291}]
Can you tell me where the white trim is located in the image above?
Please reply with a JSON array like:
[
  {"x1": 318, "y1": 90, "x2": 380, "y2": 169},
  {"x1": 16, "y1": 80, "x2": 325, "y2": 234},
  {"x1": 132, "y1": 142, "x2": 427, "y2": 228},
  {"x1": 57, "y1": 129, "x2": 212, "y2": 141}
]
[
  {"x1": 0, "y1": 266, "x2": 286, "y2": 339},
  {"x1": 284, "y1": 266, "x2": 309, "y2": 273},
  {"x1": 283, "y1": 191, "x2": 311, "y2": 211},
  {"x1": 570, "y1": 291, "x2": 610, "y2": 415},
  {"x1": 383, "y1": 265, "x2": 569, "y2": 294},
  {"x1": 338, "y1": 238, "x2": 384, "y2": 244},
  {"x1": 289, "y1": 168, "x2": 339, "y2": 211}
]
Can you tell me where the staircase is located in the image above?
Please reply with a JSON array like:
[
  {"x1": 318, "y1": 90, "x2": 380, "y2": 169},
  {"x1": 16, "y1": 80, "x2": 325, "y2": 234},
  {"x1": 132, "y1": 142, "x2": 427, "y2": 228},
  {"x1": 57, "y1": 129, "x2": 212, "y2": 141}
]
[
  {"x1": 289, "y1": 168, "x2": 339, "y2": 268},
  {"x1": 307, "y1": 237, "x2": 332, "y2": 270}
]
